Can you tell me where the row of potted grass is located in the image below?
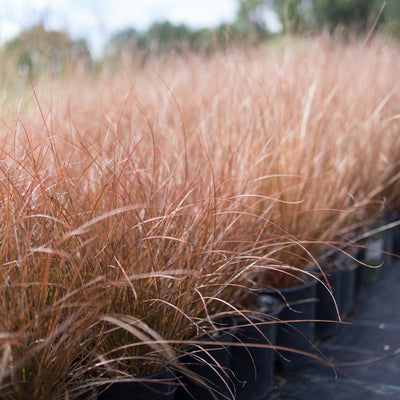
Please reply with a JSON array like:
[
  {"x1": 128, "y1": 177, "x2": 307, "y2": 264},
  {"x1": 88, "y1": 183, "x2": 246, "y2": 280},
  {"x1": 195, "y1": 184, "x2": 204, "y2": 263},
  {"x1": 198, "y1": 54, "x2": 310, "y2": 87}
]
[
  {"x1": 175, "y1": 216, "x2": 400, "y2": 400},
  {"x1": 93, "y1": 218, "x2": 399, "y2": 400},
  {"x1": 0, "y1": 34, "x2": 399, "y2": 399}
]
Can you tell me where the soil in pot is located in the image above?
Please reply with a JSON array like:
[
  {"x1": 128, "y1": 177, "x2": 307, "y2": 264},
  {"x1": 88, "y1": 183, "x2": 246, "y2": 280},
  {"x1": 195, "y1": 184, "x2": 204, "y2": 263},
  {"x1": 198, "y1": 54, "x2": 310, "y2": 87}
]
[{"x1": 230, "y1": 295, "x2": 283, "y2": 400}]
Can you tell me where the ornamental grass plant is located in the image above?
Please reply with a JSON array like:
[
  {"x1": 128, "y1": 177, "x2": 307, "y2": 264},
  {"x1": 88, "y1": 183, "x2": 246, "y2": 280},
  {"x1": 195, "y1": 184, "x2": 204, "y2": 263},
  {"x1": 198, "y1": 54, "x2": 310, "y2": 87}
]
[
  {"x1": 0, "y1": 33, "x2": 399, "y2": 398},
  {"x1": 0, "y1": 97, "x2": 247, "y2": 398}
]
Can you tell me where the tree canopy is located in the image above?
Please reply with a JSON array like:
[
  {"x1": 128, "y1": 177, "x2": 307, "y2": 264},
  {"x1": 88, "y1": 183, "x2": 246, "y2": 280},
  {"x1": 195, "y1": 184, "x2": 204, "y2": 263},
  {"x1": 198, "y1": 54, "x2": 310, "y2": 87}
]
[
  {"x1": 236, "y1": 0, "x2": 398, "y2": 34},
  {"x1": 1, "y1": 0, "x2": 399, "y2": 75},
  {"x1": 1, "y1": 23, "x2": 91, "y2": 78}
]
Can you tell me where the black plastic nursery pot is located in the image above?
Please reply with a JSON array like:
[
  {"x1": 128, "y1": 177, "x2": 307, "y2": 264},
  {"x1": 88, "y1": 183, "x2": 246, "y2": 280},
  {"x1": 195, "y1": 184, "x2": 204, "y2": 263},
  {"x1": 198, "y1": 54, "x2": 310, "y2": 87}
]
[
  {"x1": 230, "y1": 295, "x2": 283, "y2": 400},
  {"x1": 393, "y1": 211, "x2": 400, "y2": 258},
  {"x1": 394, "y1": 229, "x2": 400, "y2": 259},
  {"x1": 383, "y1": 221, "x2": 395, "y2": 269},
  {"x1": 384, "y1": 210, "x2": 400, "y2": 264},
  {"x1": 355, "y1": 239, "x2": 369, "y2": 292},
  {"x1": 339, "y1": 260, "x2": 357, "y2": 318},
  {"x1": 95, "y1": 367, "x2": 176, "y2": 400},
  {"x1": 175, "y1": 320, "x2": 236, "y2": 400},
  {"x1": 261, "y1": 279, "x2": 318, "y2": 371},
  {"x1": 315, "y1": 266, "x2": 342, "y2": 340},
  {"x1": 361, "y1": 235, "x2": 385, "y2": 285},
  {"x1": 357, "y1": 218, "x2": 400, "y2": 286},
  {"x1": 315, "y1": 246, "x2": 359, "y2": 339}
]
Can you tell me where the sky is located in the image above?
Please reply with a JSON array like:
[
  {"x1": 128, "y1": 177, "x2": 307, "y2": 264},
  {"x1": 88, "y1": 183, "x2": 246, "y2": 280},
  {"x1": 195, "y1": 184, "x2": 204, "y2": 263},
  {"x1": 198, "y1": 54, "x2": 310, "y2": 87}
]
[{"x1": 0, "y1": 0, "x2": 251, "y2": 58}]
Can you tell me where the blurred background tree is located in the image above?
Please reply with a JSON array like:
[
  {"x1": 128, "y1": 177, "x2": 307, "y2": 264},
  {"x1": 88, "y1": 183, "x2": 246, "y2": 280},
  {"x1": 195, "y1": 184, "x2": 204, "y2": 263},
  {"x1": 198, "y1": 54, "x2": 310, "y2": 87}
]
[
  {"x1": 146, "y1": 21, "x2": 193, "y2": 53},
  {"x1": 1, "y1": 23, "x2": 91, "y2": 80},
  {"x1": 1, "y1": 0, "x2": 399, "y2": 79},
  {"x1": 106, "y1": 28, "x2": 148, "y2": 55},
  {"x1": 236, "y1": 0, "x2": 399, "y2": 35},
  {"x1": 380, "y1": 0, "x2": 400, "y2": 37},
  {"x1": 308, "y1": 0, "x2": 381, "y2": 32},
  {"x1": 233, "y1": 0, "x2": 273, "y2": 39}
]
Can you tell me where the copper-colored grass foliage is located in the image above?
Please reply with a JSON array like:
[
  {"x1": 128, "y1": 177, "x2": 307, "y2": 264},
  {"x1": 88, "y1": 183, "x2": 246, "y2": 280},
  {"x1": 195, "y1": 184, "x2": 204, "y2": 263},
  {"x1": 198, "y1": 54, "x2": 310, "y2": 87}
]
[{"x1": 0, "y1": 33, "x2": 399, "y2": 398}]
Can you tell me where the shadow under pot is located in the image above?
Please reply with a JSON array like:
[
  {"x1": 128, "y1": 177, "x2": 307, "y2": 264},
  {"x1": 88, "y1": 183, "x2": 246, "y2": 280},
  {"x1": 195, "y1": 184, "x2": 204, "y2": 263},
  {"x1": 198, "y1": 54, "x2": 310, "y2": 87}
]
[
  {"x1": 260, "y1": 279, "x2": 317, "y2": 371},
  {"x1": 95, "y1": 367, "x2": 177, "y2": 400},
  {"x1": 175, "y1": 319, "x2": 236, "y2": 400},
  {"x1": 230, "y1": 295, "x2": 283, "y2": 400}
]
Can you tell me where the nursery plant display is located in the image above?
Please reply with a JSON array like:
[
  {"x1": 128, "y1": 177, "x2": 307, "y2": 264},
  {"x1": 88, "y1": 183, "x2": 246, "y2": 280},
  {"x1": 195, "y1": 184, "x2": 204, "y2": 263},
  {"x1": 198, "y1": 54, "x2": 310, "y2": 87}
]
[{"x1": 0, "y1": 32, "x2": 399, "y2": 399}]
